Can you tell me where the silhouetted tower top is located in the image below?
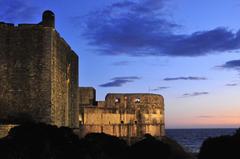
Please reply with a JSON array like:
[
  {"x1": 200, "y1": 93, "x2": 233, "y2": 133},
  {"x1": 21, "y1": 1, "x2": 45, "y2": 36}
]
[{"x1": 42, "y1": 10, "x2": 55, "y2": 28}]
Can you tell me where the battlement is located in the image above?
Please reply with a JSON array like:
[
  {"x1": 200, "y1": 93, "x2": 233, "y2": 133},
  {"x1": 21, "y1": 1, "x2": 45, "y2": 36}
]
[{"x1": 0, "y1": 10, "x2": 55, "y2": 29}]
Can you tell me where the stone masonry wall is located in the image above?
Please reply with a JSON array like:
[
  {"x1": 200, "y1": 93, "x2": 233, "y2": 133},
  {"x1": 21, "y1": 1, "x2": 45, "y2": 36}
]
[
  {"x1": 0, "y1": 12, "x2": 79, "y2": 128},
  {"x1": 105, "y1": 94, "x2": 165, "y2": 136},
  {"x1": 79, "y1": 106, "x2": 164, "y2": 138},
  {"x1": 79, "y1": 93, "x2": 165, "y2": 138},
  {"x1": 68, "y1": 50, "x2": 79, "y2": 128},
  {"x1": 0, "y1": 124, "x2": 17, "y2": 138},
  {"x1": 50, "y1": 31, "x2": 79, "y2": 128},
  {"x1": 79, "y1": 87, "x2": 96, "y2": 106},
  {"x1": 0, "y1": 24, "x2": 52, "y2": 124}
]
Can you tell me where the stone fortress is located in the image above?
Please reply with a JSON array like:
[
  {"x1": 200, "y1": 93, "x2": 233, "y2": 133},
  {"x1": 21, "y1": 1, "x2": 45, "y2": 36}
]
[
  {"x1": 79, "y1": 87, "x2": 165, "y2": 138},
  {"x1": 0, "y1": 11, "x2": 165, "y2": 139}
]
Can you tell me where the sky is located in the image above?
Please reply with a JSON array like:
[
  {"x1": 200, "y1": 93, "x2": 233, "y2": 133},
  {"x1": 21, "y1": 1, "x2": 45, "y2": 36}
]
[{"x1": 1, "y1": 0, "x2": 240, "y2": 128}]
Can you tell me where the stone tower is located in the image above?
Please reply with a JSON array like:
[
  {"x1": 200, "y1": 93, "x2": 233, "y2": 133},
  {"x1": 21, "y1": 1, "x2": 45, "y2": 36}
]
[{"x1": 0, "y1": 10, "x2": 79, "y2": 128}]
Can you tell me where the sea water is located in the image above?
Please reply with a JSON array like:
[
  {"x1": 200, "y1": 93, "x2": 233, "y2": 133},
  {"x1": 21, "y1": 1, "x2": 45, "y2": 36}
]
[{"x1": 166, "y1": 128, "x2": 237, "y2": 153}]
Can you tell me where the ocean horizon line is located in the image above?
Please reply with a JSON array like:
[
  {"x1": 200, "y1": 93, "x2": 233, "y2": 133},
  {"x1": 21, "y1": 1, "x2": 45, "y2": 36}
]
[{"x1": 166, "y1": 127, "x2": 238, "y2": 130}]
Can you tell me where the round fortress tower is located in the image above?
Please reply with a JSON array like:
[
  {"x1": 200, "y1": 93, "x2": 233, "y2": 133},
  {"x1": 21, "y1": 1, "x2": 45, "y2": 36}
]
[{"x1": 42, "y1": 10, "x2": 55, "y2": 28}]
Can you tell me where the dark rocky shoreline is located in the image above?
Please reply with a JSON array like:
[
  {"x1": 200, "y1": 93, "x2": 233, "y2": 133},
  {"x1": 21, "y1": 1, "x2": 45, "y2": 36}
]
[{"x1": 0, "y1": 123, "x2": 239, "y2": 159}]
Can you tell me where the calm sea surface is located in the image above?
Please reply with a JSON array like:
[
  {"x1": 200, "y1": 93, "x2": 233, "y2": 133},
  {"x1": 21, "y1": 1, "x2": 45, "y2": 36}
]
[{"x1": 166, "y1": 128, "x2": 237, "y2": 153}]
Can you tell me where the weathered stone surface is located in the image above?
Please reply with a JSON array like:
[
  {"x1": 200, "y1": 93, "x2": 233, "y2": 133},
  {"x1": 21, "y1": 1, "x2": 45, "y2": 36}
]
[
  {"x1": 50, "y1": 31, "x2": 79, "y2": 128},
  {"x1": 79, "y1": 93, "x2": 165, "y2": 138},
  {"x1": 0, "y1": 11, "x2": 78, "y2": 128},
  {"x1": 79, "y1": 87, "x2": 96, "y2": 106},
  {"x1": 0, "y1": 124, "x2": 17, "y2": 138},
  {"x1": 0, "y1": 10, "x2": 165, "y2": 140}
]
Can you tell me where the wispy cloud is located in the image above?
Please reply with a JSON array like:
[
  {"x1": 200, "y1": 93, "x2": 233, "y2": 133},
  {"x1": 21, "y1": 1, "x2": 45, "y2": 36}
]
[
  {"x1": 197, "y1": 115, "x2": 215, "y2": 118},
  {"x1": 112, "y1": 61, "x2": 132, "y2": 66},
  {"x1": 164, "y1": 76, "x2": 207, "y2": 81},
  {"x1": 150, "y1": 86, "x2": 170, "y2": 91},
  {"x1": 111, "y1": 1, "x2": 135, "y2": 9},
  {"x1": 219, "y1": 59, "x2": 240, "y2": 70},
  {"x1": 197, "y1": 115, "x2": 240, "y2": 118},
  {"x1": 111, "y1": 76, "x2": 141, "y2": 80},
  {"x1": 182, "y1": 92, "x2": 209, "y2": 97},
  {"x1": 225, "y1": 83, "x2": 238, "y2": 86},
  {"x1": 0, "y1": 0, "x2": 38, "y2": 22},
  {"x1": 81, "y1": 0, "x2": 240, "y2": 57},
  {"x1": 99, "y1": 76, "x2": 141, "y2": 87}
]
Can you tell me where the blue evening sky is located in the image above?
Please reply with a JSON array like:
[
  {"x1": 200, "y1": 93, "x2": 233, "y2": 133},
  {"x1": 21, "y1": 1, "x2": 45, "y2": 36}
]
[{"x1": 1, "y1": 0, "x2": 240, "y2": 128}]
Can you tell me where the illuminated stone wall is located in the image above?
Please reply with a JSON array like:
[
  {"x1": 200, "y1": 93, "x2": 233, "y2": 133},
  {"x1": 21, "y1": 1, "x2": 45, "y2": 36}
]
[
  {"x1": 0, "y1": 11, "x2": 78, "y2": 128},
  {"x1": 79, "y1": 93, "x2": 165, "y2": 138},
  {"x1": 0, "y1": 124, "x2": 17, "y2": 138}
]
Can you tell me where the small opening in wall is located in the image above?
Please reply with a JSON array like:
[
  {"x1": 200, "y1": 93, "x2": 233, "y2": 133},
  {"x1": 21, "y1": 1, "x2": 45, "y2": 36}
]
[
  {"x1": 135, "y1": 98, "x2": 140, "y2": 103},
  {"x1": 121, "y1": 121, "x2": 124, "y2": 124},
  {"x1": 135, "y1": 121, "x2": 138, "y2": 124},
  {"x1": 115, "y1": 98, "x2": 120, "y2": 103}
]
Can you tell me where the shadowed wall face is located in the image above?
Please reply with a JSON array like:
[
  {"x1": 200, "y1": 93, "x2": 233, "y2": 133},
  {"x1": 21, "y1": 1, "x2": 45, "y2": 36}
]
[
  {"x1": 0, "y1": 11, "x2": 79, "y2": 128},
  {"x1": 0, "y1": 24, "x2": 52, "y2": 124},
  {"x1": 79, "y1": 87, "x2": 96, "y2": 106},
  {"x1": 50, "y1": 31, "x2": 79, "y2": 128}
]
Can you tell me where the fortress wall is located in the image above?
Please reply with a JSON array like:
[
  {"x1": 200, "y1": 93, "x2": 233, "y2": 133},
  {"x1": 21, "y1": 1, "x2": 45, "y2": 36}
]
[
  {"x1": 80, "y1": 107, "x2": 136, "y2": 125},
  {"x1": 145, "y1": 124, "x2": 163, "y2": 136},
  {"x1": 143, "y1": 113, "x2": 164, "y2": 124},
  {"x1": 79, "y1": 96, "x2": 165, "y2": 138},
  {"x1": 79, "y1": 87, "x2": 96, "y2": 105},
  {"x1": 0, "y1": 124, "x2": 17, "y2": 138},
  {"x1": 68, "y1": 51, "x2": 79, "y2": 128},
  {"x1": 0, "y1": 24, "x2": 52, "y2": 124},
  {"x1": 0, "y1": 19, "x2": 79, "y2": 128},
  {"x1": 79, "y1": 124, "x2": 163, "y2": 138},
  {"x1": 104, "y1": 94, "x2": 165, "y2": 136},
  {"x1": 51, "y1": 31, "x2": 79, "y2": 128},
  {"x1": 105, "y1": 94, "x2": 164, "y2": 109}
]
